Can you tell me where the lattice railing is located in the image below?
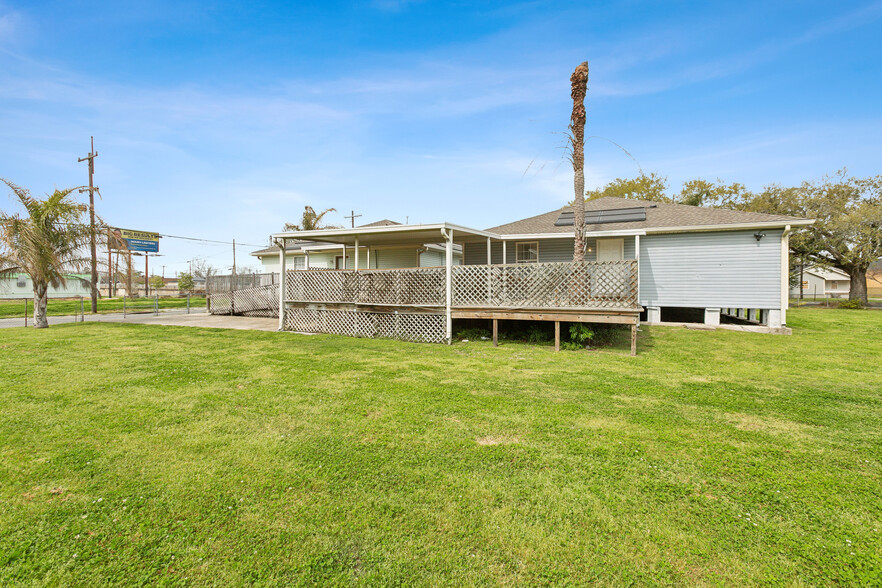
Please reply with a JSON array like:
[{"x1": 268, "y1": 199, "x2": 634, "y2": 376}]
[
  {"x1": 210, "y1": 284, "x2": 279, "y2": 317},
  {"x1": 283, "y1": 261, "x2": 639, "y2": 311},
  {"x1": 285, "y1": 267, "x2": 446, "y2": 306},
  {"x1": 452, "y1": 261, "x2": 639, "y2": 309},
  {"x1": 285, "y1": 308, "x2": 445, "y2": 343}
]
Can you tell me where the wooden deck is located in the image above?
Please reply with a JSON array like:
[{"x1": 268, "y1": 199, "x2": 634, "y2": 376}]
[{"x1": 211, "y1": 261, "x2": 643, "y2": 353}]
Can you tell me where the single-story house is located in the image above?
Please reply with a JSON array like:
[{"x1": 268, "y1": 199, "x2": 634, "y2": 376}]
[
  {"x1": 233, "y1": 197, "x2": 811, "y2": 351},
  {"x1": 0, "y1": 273, "x2": 98, "y2": 299},
  {"x1": 790, "y1": 266, "x2": 851, "y2": 299}
]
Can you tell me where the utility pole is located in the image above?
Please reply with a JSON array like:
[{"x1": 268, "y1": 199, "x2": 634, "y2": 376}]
[
  {"x1": 232, "y1": 238, "x2": 237, "y2": 279},
  {"x1": 162, "y1": 265, "x2": 166, "y2": 279},
  {"x1": 78, "y1": 136, "x2": 99, "y2": 313},
  {"x1": 344, "y1": 210, "x2": 362, "y2": 228}
]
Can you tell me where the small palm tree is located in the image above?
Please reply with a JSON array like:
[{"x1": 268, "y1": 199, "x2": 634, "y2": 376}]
[
  {"x1": 0, "y1": 179, "x2": 92, "y2": 328},
  {"x1": 284, "y1": 206, "x2": 341, "y2": 231}
]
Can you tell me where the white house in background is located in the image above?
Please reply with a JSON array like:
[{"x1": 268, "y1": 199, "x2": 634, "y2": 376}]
[
  {"x1": 251, "y1": 219, "x2": 462, "y2": 272},
  {"x1": 0, "y1": 273, "x2": 97, "y2": 299},
  {"x1": 790, "y1": 266, "x2": 851, "y2": 299}
]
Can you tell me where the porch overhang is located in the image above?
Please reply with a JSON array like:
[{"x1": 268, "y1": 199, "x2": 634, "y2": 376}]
[{"x1": 271, "y1": 223, "x2": 500, "y2": 247}]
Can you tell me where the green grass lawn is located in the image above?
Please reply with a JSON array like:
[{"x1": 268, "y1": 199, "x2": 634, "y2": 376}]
[
  {"x1": 1, "y1": 309, "x2": 880, "y2": 586},
  {"x1": 0, "y1": 296, "x2": 206, "y2": 319}
]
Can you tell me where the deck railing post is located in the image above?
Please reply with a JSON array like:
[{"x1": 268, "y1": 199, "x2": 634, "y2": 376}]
[{"x1": 278, "y1": 238, "x2": 286, "y2": 331}]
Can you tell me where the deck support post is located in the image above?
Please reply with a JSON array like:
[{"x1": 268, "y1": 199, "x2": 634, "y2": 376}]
[
  {"x1": 554, "y1": 321, "x2": 560, "y2": 352},
  {"x1": 492, "y1": 319, "x2": 498, "y2": 347},
  {"x1": 630, "y1": 322, "x2": 637, "y2": 356},
  {"x1": 443, "y1": 228, "x2": 453, "y2": 344},
  {"x1": 277, "y1": 238, "x2": 286, "y2": 331}
]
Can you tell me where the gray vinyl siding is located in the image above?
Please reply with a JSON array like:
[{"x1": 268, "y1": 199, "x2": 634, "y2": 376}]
[
  {"x1": 464, "y1": 237, "x2": 636, "y2": 265},
  {"x1": 372, "y1": 248, "x2": 418, "y2": 269},
  {"x1": 639, "y1": 229, "x2": 783, "y2": 308}
]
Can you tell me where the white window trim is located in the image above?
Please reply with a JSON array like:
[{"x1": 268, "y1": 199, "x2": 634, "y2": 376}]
[{"x1": 516, "y1": 241, "x2": 539, "y2": 264}]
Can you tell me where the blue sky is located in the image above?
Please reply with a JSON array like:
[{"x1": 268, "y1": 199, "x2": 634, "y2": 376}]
[{"x1": 1, "y1": 1, "x2": 881, "y2": 275}]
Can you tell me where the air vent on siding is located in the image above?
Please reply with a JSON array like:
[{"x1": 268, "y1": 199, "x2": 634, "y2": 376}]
[{"x1": 554, "y1": 206, "x2": 647, "y2": 226}]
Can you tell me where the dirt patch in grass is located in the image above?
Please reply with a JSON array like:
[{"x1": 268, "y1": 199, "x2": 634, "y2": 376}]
[
  {"x1": 727, "y1": 412, "x2": 814, "y2": 437},
  {"x1": 476, "y1": 435, "x2": 520, "y2": 446}
]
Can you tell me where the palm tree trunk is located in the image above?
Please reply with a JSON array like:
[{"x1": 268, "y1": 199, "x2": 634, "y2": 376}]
[
  {"x1": 570, "y1": 62, "x2": 589, "y2": 262},
  {"x1": 33, "y1": 282, "x2": 49, "y2": 328}
]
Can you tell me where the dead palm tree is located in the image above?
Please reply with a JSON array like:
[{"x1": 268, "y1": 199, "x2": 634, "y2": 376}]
[
  {"x1": 283, "y1": 206, "x2": 341, "y2": 231},
  {"x1": 570, "y1": 61, "x2": 589, "y2": 262},
  {"x1": 0, "y1": 179, "x2": 92, "y2": 328}
]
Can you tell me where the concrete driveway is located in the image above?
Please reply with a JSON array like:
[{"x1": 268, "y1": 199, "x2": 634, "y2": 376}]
[{"x1": 0, "y1": 310, "x2": 280, "y2": 331}]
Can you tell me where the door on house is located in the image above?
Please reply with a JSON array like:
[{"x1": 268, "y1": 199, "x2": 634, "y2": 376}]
[
  {"x1": 594, "y1": 238, "x2": 626, "y2": 297},
  {"x1": 335, "y1": 256, "x2": 349, "y2": 269},
  {"x1": 596, "y1": 238, "x2": 624, "y2": 262}
]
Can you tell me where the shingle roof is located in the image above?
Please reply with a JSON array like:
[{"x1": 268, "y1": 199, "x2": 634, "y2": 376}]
[
  {"x1": 486, "y1": 196, "x2": 809, "y2": 235},
  {"x1": 359, "y1": 219, "x2": 401, "y2": 228}
]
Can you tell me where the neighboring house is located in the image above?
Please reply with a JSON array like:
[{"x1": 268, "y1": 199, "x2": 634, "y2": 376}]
[
  {"x1": 251, "y1": 219, "x2": 462, "y2": 272},
  {"x1": 227, "y1": 197, "x2": 811, "y2": 349},
  {"x1": 790, "y1": 266, "x2": 851, "y2": 299},
  {"x1": 0, "y1": 273, "x2": 98, "y2": 299},
  {"x1": 868, "y1": 260, "x2": 882, "y2": 298}
]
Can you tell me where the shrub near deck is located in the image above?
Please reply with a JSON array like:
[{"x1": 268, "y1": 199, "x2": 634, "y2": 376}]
[{"x1": 0, "y1": 308, "x2": 880, "y2": 585}]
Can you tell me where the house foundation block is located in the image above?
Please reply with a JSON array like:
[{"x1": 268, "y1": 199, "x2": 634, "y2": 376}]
[
  {"x1": 646, "y1": 306, "x2": 661, "y2": 323},
  {"x1": 704, "y1": 308, "x2": 721, "y2": 326},
  {"x1": 767, "y1": 309, "x2": 783, "y2": 328}
]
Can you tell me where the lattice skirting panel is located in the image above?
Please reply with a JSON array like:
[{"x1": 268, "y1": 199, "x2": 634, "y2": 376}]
[
  {"x1": 284, "y1": 308, "x2": 446, "y2": 343},
  {"x1": 210, "y1": 284, "x2": 279, "y2": 318}
]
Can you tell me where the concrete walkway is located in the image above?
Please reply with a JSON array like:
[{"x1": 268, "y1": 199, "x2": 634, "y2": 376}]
[{"x1": 0, "y1": 310, "x2": 280, "y2": 331}]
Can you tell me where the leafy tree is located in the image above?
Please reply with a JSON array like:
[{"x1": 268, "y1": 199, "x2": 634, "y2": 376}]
[
  {"x1": 283, "y1": 206, "x2": 341, "y2": 231},
  {"x1": 0, "y1": 179, "x2": 91, "y2": 328},
  {"x1": 586, "y1": 172, "x2": 670, "y2": 202},
  {"x1": 569, "y1": 61, "x2": 589, "y2": 262},
  {"x1": 178, "y1": 272, "x2": 195, "y2": 293},
  {"x1": 677, "y1": 178, "x2": 752, "y2": 208},
  {"x1": 742, "y1": 172, "x2": 882, "y2": 304},
  {"x1": 149, "y1": 275, "x2": 165, "y2": 290},
  {"x1": 189, "y1": 257, "x2": 217, "y2": 280}
]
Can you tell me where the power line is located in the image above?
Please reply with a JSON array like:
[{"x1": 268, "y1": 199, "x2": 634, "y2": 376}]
[{"x1": 158, "y1": 233, "x2": 266, "y2": 248}]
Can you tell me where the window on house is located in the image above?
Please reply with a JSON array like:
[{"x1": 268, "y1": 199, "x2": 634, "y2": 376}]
[
  {"x1": 516, "y1": 242, "x2": 538, "y2": 264},
  {"x1": 17, "y1": 276, "x2": 27, "y2": 288}
]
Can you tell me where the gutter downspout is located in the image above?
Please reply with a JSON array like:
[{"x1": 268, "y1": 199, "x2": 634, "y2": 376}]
[{"x1": 782, "y1": 224, "x2": 791, "y2": 326}]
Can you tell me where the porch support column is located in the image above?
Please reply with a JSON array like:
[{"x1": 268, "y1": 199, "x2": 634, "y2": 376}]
[
  {"x1": 502, "y1": 240, "x2": 507, "y2": 264},
  {"x1": 354, "y1": 236, "x2": 360, "y2": 271},
  {"x1": 305, "y1": 251, "x2": 310, "y2": 269},
  {"x1": 635, "y1": 234, "x2": 641, "y2": 306},
  {"x1": 367, "y1": 247, "x2": 371, "y2": 269},
  {"x1": 443, "y1": 228, "x2": 453, "y2": 344},
  {"x1": 486, "y1": 237, "x2": 492, "y2": 304},
  {"x1": 277, "y1": 238, "x2": 286, "y2": 331},
  {"x1": 341, "y1": 244, "x2": 346, "y2": 269}
]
